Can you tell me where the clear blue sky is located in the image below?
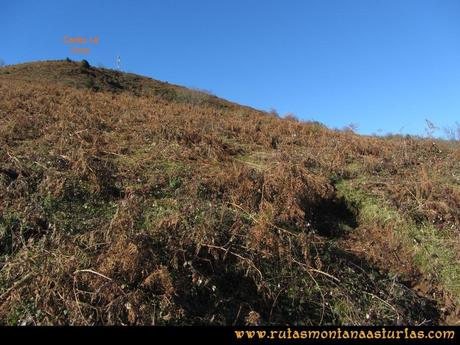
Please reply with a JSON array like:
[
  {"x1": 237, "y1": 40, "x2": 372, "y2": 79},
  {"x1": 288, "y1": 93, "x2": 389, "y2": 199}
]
[{"x1": 1, "y1": 0, "x2": 459, "y2": 136}]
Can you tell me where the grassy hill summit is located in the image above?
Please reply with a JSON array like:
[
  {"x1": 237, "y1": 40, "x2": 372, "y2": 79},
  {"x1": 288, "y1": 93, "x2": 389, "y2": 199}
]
[{"x1": 0, "y1": 60, "x2": 459, "y2": 325}]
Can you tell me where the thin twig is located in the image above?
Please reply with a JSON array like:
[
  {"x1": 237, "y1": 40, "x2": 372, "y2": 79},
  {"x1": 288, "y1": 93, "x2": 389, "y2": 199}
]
[
  {"x1": 292, "y1": 258, "x2": 341, "y2": 282},
  {"x1": 364, "y1": 291, "x2": 400, "y2": 320},
  {"x1": 73, "y1": 276, "x2": 89, "y2": 326},
  {"x1": 305, "y1": 267, "x2": 326, "y2": 325},
  {"x1": 0, "y1": 273, "x2": 32, "y2": 301},
  {"x1": 6, "y1": 151, "x2": 21, "y2": 165},
  {"x1": 73, "y1": 269, "x2": 112, "y2": 281},
  {"x1": 101, "y1": 150, "x2": 125, "y2": 157},
  {"x1": 229, "y1": 202, "x2": 298, "y2": 237},
  {"x1": 201, "y1": 243, "x2": 263, "y2": 281},
  {"x1": 232, "y1": 304, "x2": 243, "y2": 326},
  {"x1": 310, "y1": 268, "x2": 341, "y2": 283},
  {"x1": 269, "y1": 287, "x2": 284, "y2": 324}
]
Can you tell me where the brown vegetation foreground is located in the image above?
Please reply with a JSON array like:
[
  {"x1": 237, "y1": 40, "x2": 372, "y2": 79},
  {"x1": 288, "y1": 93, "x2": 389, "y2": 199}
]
[{"x1": 0, "y1": 61, "x2": 459, "y2": 325}]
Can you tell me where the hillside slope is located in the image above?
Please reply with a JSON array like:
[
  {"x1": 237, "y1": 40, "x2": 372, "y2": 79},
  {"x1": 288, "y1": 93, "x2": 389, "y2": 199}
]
[{"x1": 0, "y1": 60, "x2": 459, "y2": 325}]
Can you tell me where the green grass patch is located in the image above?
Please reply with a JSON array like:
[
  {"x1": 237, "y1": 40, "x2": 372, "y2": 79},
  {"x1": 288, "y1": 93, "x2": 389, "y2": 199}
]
[
  {"x1": 42, "y1": 181, "x2": 117, "y2": 234},
  {"x1": 336, "y1": 179, "x2": 460, "y2": 305}
]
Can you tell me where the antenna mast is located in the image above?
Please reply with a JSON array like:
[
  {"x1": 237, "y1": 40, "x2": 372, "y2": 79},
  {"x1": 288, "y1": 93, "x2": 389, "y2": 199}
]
[{"x1": 116, "y1": 55, "x2": 121, "y2": 71}]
